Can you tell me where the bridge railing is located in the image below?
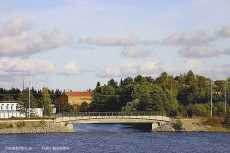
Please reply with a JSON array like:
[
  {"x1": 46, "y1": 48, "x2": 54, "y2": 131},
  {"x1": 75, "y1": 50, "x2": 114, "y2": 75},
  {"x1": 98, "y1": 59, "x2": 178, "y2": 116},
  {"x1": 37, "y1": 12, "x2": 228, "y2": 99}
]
[{"x1": 52, "y1": 111, "x2": 167, "y2": 118}]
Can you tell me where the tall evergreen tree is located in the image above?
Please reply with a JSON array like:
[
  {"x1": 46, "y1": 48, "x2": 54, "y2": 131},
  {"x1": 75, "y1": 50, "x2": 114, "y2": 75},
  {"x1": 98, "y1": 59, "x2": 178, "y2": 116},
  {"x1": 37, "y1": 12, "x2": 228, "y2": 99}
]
[{"x1": 17, "y1": 87, "x2": 38, "y2": 117}]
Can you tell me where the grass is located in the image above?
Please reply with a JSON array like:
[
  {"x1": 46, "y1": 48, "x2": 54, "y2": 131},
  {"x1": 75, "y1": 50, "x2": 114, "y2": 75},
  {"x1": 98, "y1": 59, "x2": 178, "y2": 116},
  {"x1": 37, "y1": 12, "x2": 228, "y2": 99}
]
[
  {"x1": 201, "y1": 117, "x2": 225, "y2": 127},
  {"x1": 201, "y1": 117, "x2": 230, "y2": 132},
  {"x1": 208, "y1": 127, "x2": 230, "y2": 132}
]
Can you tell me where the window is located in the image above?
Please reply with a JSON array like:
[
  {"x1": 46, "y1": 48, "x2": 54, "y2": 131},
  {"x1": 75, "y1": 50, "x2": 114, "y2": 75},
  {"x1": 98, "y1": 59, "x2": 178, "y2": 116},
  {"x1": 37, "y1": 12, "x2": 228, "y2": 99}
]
[
  {"x1": 69, "y1": 101, "x2": 75, "y2": 104},
  {"x1": 1, "y1": 104, "x2": 3, "y2": 110},
  {"x1": 6, "y1": 104, "x2": 9, "y2": 110},
  {"x1": 80, "y1": 98, "x2": 89, "y2": 100},
  {"x1": 11, "y1": 104, "x2": 14, "y2": 110}
]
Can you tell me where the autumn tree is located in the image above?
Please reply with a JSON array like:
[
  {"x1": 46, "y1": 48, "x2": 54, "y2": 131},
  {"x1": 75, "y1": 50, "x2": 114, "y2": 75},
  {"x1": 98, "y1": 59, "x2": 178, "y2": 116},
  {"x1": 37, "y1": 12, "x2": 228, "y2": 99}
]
[{"x1": 39, "y1": 87, "x2": 53, "y2": 116}]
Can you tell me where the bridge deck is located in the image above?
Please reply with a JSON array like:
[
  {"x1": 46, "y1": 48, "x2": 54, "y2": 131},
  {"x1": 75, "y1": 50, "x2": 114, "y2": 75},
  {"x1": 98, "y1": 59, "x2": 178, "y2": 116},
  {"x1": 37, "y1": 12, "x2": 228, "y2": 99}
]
[{"x1": 54, "y1": 112, "x2": 170, "y2": 123}]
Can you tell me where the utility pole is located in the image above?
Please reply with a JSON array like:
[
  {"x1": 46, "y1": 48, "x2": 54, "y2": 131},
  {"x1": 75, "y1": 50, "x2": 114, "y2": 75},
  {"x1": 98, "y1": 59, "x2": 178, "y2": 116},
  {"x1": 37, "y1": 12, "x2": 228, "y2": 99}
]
[
  {"x1": 23, "y1": 80, "x2": 24, "y2": 91},
  {"x1": 211, "y1": 83, "x2": 213, "y2": 117},
  {"x1": 28, "y1": 81, "x2": 30, "y2": 118},
  {"x1": 170, "y1": 81, "x2": 172, "y2": 92},
  {"x1": 224, "y1": 80, "x2": 227, "y2": 112}
]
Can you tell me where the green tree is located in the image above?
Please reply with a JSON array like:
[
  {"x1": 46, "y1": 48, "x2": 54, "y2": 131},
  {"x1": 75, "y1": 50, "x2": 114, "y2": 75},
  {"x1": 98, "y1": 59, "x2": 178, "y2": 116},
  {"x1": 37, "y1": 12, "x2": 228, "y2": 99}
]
[
  {"x1": 40, "y1": 87, "x2": 53, "y2": 116},
  {"x1": 107, "y1": 79, "x2": 118, "y2": 88},
  {"x1": 173, "y1": 119, "x2": 183, "y2": 130},
  {"x1": 155, "y1": 72, "x2": 178, "y2": 95},
  {"x1": 72, "y1": 104, "x2": 81, "y2": 112},
  {"x1": 2, "y1": 95, "x2": 15, "y2": 101},
  {"x1": 123, "y1": 77, "x2": 134, "y2": 85},
  {"x1": 80, "y1": 102, "x2": 89, "y2": 112},
  {"x1": 121, "y1": 99, "x2": 139, "y2": 112},
  {"x1": 186, "y1": 103, "x2": 210, "y2": 116},
  {"x1": 63, "y1": 102, "x2": 74, "y2": 112},
  {"x1": 134, "y1": 75, "x2": 147, "y2": 83},
  {"x1": 96, "y1": 82, "x2": 101, "y2": 88},
  {"x1": 17, "y1": 87, "x2": 38, "y2": 117},
  {"x1": 89, "y1": 85, "x2": 119, "y2": 112}
]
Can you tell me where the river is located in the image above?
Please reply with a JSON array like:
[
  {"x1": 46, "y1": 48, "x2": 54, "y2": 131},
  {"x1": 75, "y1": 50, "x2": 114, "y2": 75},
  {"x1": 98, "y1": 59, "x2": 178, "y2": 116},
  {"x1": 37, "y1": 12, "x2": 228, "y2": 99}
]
[{"x1": 0, "y1": 123, "x2": 230, "y2": 153}]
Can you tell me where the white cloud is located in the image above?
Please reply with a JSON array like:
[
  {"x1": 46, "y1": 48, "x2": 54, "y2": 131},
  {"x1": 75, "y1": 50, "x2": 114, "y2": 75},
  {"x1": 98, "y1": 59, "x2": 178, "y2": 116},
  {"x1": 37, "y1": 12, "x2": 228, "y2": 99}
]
[
  {"x1": 96, "y1": 61, "x2": 159, "y2": 78},
  {"x1": 59, "y1": 62, "x2": 82, "y2": 75},
  {"x1": 0, "y1": 17, "x2": 32, "y2": 36},
  {"x1": 78, "y1": 34, "x2": 158, "y2": 46},
  {"x1": 0, "y1": 5, "x2": 16, "y2": 12},
  {"x1": 162, "y1": 32, "x2": 217, "y2": 46},
  {"x1": 178, "y1": 46, "x2": 220, "y2": 58},
  {"x1": 121, "y1": 46, "x2": 152, "y2": 58},
  {"x1": 218, "y1": 23, "x2": 230, "y2": 37},
  {"x1": 0, "y1": 59, "x2": 55, "y2": 90},
  {"x1": 96, "y1": 59, "x2": 230, "y2": 80},
  {"x1": 0, "y1": 59, "x2": 55, "y2": 76},
  {"x1": 222, "y1": 47, "x2": 230, "y2": 55},
  {"x1": 0, "y1": 17, "x2": 72, "y2": 58},
  {"x1": 59, "y1": 62, "x2": 96, "y2": 75}
]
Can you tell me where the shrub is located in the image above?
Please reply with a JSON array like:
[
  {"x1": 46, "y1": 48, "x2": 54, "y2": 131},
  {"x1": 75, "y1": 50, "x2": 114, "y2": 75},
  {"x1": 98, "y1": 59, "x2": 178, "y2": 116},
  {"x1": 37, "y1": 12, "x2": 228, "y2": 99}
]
[
  {"x1": 224, "y1": 117, "x2": 230, "y2": 128},
  {"x1": 40, "y1": 120, "x2": 46, "y2": 126},
  {"x1": 16, "y1": 121, "x2": 26, "y2": 128},
  {"x1": 173, "y1": 119, "x2": 183, "y2": 131},
  {"x1": 8, "y1": 123, "x2": 13, "y2": 128},
  {"x1": 9, "y1": 116, "x2": 16, "y2": 119},
  {"x1": 0, "y1": 123, "x2": 14, "y2": 129},
  {"x1": 33, "y1": 120, "x2": 46, "y2": 128},
  {"x1": 0, "y1": 123, "x2": 6, "y2": 129},
  {"x1": 202, "y1": 118, "x2": 224, "y2": 127}
]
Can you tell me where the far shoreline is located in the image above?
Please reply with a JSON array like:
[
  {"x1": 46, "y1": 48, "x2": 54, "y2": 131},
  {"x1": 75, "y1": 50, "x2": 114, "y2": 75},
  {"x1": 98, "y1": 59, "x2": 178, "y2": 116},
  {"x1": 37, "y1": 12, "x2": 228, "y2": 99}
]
[{"x1": 1, "y1": 116, "x2": 230, "y2": 134}]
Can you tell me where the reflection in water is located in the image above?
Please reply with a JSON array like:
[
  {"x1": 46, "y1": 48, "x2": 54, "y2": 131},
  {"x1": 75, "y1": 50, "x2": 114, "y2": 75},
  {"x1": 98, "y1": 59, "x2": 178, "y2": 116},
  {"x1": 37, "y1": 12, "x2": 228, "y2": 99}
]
[{"x1": 73, "y1": 123, "x2": 145, "y2": 133}]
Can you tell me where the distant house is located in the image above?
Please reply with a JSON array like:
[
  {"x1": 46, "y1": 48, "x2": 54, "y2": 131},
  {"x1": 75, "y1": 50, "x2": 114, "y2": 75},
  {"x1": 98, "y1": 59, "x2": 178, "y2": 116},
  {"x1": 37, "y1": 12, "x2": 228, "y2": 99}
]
[
  {"x1": 0, "y1": 101, "x2": 43, "y2": 118},
  {"x1": 55, "y1": 91, "x2": 93, "y2": 113},
  {"x1": 50, "y1": 104, "x2": 56, "y2": 114}
]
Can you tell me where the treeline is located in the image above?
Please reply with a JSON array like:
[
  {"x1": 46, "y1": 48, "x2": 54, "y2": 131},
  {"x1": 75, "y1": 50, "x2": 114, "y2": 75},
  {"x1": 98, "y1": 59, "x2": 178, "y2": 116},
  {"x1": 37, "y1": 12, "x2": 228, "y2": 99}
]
[
  {"x1": 0, "y1": 87, "x2": 62, "y2": 104},
  {"x1": 88, "y1": 70, "x2": 230, "y2": 117},
  {"x1": 0, "y1": 87, "x2": 63, "y2": 117}
]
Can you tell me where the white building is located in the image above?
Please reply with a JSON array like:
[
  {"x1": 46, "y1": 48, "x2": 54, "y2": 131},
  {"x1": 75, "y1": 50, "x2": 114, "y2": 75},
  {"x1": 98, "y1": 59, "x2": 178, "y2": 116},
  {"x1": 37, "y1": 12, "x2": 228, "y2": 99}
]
[
  {"x1": 51, "y1": 104, "x2": 56, "y2": 114},
  {"x1": 0, "y1": 101, "x2": 43, "y2": 118}
]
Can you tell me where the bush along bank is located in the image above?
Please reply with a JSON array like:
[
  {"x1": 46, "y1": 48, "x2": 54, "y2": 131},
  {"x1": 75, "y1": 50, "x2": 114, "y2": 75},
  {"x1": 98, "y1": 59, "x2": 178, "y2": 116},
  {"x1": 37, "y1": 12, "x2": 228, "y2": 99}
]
[{"x1": 0, "y1": 120, "x2": 75, "y2": 134}]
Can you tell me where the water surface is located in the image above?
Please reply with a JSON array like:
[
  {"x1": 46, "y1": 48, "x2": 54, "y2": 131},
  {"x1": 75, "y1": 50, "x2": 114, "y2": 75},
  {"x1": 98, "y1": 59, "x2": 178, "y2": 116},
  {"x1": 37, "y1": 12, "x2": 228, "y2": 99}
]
[{"x1": 0, "y1": 124, "x2": 229, "y2": 153}]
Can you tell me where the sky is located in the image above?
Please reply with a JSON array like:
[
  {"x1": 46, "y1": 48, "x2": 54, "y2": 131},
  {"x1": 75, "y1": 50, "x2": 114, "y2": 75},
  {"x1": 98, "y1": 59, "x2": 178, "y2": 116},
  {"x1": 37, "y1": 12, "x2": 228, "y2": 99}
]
[{"x1": 0, "y1": 0, "x2": 230, "y2": 91}]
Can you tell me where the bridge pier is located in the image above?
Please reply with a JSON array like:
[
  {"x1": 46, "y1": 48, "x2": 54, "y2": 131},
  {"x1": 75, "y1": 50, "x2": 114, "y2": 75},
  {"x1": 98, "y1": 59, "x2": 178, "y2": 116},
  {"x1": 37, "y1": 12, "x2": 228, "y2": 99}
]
[
  {"x1": 65, "y1": 123, "x2": 73, "y2": 131},
  {"x1": 151, "y1": 122, "x2": 159, "y2": 131}
]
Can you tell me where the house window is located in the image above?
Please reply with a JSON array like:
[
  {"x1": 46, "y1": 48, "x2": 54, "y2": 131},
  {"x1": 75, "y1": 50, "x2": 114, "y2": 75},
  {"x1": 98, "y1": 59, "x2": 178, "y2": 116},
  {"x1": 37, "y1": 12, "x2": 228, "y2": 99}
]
[
  {"x1": 69, "y1": 101, "x2": 75, "y2": 104},
  {"x1": 1, "y1": 104, "x2": 3, "y2": 110},
  {"x1": 6, "y1": 104, "x2": 9, "y2": 110},
  {"x1": 80, "y1": 98, "x2": 89, "y2": 100},
  {"x1": 11, "y1": 104, "x2": 14, "y2": 110}
]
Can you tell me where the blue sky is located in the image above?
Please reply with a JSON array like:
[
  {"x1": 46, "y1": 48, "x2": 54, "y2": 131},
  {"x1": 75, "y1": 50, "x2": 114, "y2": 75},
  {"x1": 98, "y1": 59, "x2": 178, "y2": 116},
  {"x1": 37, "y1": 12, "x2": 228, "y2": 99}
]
[{"x1": 0, "y1": 0, "x2": 230, "y2": 91}]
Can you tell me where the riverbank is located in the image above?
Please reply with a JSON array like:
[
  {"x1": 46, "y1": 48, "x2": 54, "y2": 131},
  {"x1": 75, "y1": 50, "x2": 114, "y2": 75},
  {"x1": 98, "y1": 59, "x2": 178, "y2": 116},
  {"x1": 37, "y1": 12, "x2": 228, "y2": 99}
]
[
  {"x1": 0, "y1": 120, "x2": 75, "y2": 134},
  {"x1": 154, "y1": 117, "x2": 230, "y2": 132}
]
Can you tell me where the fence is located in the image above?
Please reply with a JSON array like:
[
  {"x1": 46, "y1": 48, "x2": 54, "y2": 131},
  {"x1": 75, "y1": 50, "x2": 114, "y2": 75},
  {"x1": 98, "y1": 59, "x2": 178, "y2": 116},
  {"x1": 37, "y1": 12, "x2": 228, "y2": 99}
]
[{"x1": 53, "y1": 111, "x2": 167, "y2": 118}]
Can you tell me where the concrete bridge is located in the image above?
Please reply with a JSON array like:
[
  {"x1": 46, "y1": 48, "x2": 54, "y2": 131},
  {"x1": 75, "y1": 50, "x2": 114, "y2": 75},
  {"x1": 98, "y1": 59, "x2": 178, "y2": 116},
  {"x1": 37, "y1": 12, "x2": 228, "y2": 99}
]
[{"x1": 53, "y1": 112, "x2": 170, "y2": 131}]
